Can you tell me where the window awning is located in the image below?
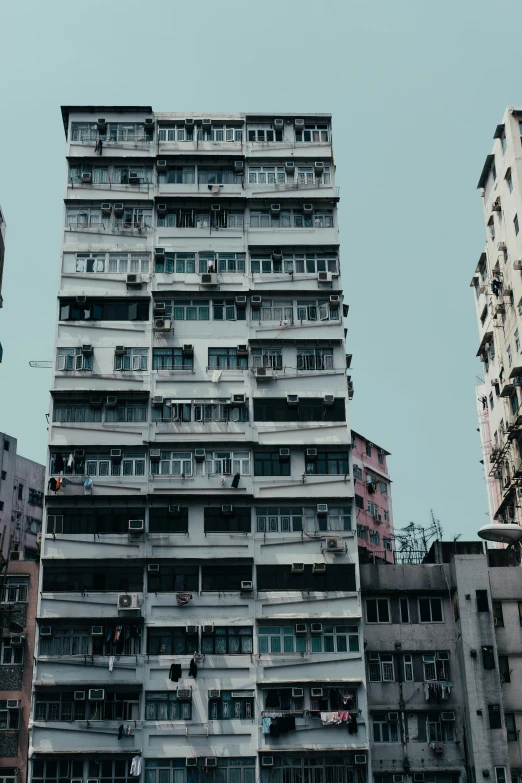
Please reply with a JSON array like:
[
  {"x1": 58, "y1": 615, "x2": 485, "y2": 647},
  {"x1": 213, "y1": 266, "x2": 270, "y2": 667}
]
[
  {"x1": 475, "y1": 252, "x2": 487, "y2": 273},
  {"x1": 493, "y1": 124, "x2": 505, "y2": 139},
  {"x1": 509, "y1": 365, "x2": 522, "y2": 379},
  {"x1": 478, "y1": 154, "x2": 495, "y2": 189},
  {"x1": 477, "y1": 331, "x2": 494, "y2": 356}
]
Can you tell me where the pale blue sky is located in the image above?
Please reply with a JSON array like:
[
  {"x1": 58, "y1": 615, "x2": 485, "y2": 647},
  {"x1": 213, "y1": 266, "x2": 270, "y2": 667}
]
[{"x1": 0, "y1": 0, "x2": 516, "y2": 540}]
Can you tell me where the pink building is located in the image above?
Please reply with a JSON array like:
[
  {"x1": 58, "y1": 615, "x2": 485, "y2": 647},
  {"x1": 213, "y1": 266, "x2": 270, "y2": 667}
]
[{"x1": 351, "y1": 430, "x2": 394, "y2": 563}]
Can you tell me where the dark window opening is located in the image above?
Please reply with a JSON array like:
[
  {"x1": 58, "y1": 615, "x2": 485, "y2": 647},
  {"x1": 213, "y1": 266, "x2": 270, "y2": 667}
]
[
  {"x1": 149, "y1": 507, "x2": 189, "y2": 534},
  {"x1": 204, "y1": 507, "x2": 251, "y2": 533},
  {"x1": 257, "y1": 564, "x2": 355, "y2": 591},
  {"x1": 476, "y1": 589, "x2": 490, "y2": 612}
]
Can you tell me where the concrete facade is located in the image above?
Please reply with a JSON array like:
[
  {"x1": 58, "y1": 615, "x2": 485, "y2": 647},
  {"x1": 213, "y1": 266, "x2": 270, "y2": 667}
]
[
  {"x1": 29, "y1": 109, "x2": 368, "y2": 783},
  {"x1": 362, "y1": 542, "x2": 515, "y2": 783},
  {"x1": 351, "y1": 430, "x2": 393, "y2": 563}
]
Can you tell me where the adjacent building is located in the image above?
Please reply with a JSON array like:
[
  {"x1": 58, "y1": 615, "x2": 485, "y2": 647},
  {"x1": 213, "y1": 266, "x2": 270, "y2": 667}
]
[
  {"x1": 362, "y1": 541, "x2": 520, "y2": 783},
  {"x1": 0, "y1": 204, "x2": 5, "y2": 362},
  {"x1": 351, "y1": 430, "x2": 393, "y2": 563},
  {"x1": 472, "y1": 107, "x2": 522, "y2": 529},
  {"x1": 0, "y1": 433, "x2": 45, "y2": 783},
  {"x1": 30, "y1": 109, "x2": 368, "y2": 783}
]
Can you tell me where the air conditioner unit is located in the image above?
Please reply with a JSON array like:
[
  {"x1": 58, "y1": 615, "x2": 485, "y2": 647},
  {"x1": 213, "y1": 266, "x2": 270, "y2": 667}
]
[
  {"x1": 279, "y1": 447, "x2": 290, "y2": 458},
  {"x1": 128, "y1": 519, "x2": 144, "y2": 532},
  {"x1": 291, "y1": 563, "x2": 305, "y2": 574},
  {"x1": 323, "y1": 395, "x2": 335, "y2": 406},
  {"x1": 295, "y1": 623, "x2": 307, "y2": 635},
  {"x1": 302, "y1": 203, "x2": 314, "y2": 214},
  {"x1": 274, "y1": 119, "x2": 284, "y2": 129},
  {"x1": 168, "y1": 505, "x2": 181, "y2": 514},
  {"x1": 81, "y1": 344, "x2": 94, "y2": 357},
  {"x1": 150, "y1": 449, "x2": 161, "y2": 461},
  {"x1": 146, "y1": 118, "x2": 157, "y2": 134},
  {"x1": 194, "y1": 448, "x2": 206, "y2": 461},
  {"x1": 315, "y1": 163, "x2": 326, "y2": 175},
  {"x1": 156, "y1": 160, "x2": 167, "y2": 170},
  {"x1": 118, "y1": 593, "x2": 138, "y2": 610},
  {"x1": 37, "y1": 532, "x2": 42, "y2": 547},
  {"x1": 186, "y1": 759, "x2": 198, "y2": 768},
  {"x1": 201, "y1": 273, "x2": 218, "y2": 285},
  {"x1": 262, "y1": 758, "x2": 274, "y2": 768},
  {"x1": 74, "y1": 691, "x2": 86, "y2": 701},
  {"x1": 89, "y1": 689, "x2": 105, "y2": 701},
  {"x1": 97, "y1": 118, "x2": 107, "y2": 132},
  {"x1": 272, "y1": 250, "x2": 283, "y2": 262},
  {"x1": 185, "y1": 118, "x2": 195, "y2": 128},
  {"x1": 236, "y1": 345, "x2": 249, "y2": 356},
  {"x1": 126, "y1": 273, "x2": 142, "y2": 287},
  {"x1": 202, "y1": 624, "x2": 214, "y2": 635},
  {"x1": 311, "y1": 687, "x2": 323, "y2": 698},
  {"x1": 235, "y1": 295, "x2": 247, "y2": 305},
  {"x1": 91, "y1": 625, "x2": 104, "y2": 636},
  {"x1": 392, "y1": 777, "x2": 404, "y2": 783},
  {"x1": 110, "y1": 449, "x2": 122, "y2": 462},
  {"x1": 178, "y1": 688, "x2": 192, "y2": 699},
  {"x1": 329, "y1": 296, "x2": 340, "y2": 306},
  {"x1": 498, "y1": 241, "x2": 507, "y2": 251},
  {"x1": 270, "y1": 203, "x2": 281, "y2": 214},
  {"x1": 312, "y1": 563, "x2": 326, "y2": 574},
  {"x1": 230, "y1": 393, "x2": 246, "y2": 405},
  {"x1": 388, "y1": 711, "x2": 399, "y2": 721},
  {"x1": 291, "y1": 687, "x2": 304, "y2": 698},
  {"x1": 76, "y1": 295, "x2": 87, "y2": 304},
  {"x1": 101, "y1": 202, "x2": 112, "y2": 216},
  {"x1": 128, "y1": 172, "x2": 140, "y2": 185},
  {"x1": 148, "y1": 564, "x2": 160, "y2": 574},
  {"x1": 106, "y1": 396, "x2": 117, "y2": 408},
  {"x1": 114, "y1": 346, "x2": 125, "y2": 357},
  {"x1": 186, "y1": 625, "x2": 198, "y2": 635},
  {"x1": 154, "y1": 318, "x2": 172, "y2": 331},
  {"x1": 441, "y1": 711, "x2": 455, "y2": 721},
  {"x1": 437, "y1": 651, "x2": 449, "y2": 661},
  {"x1": 354, "y1": 756, "x2": 366, "y2": 766},
  {"x1": 326, "y1": 537, "x2": 344, "y2": 552},
  {"x1": 251, "y1": 295, "x2": 262, "y2": 306},
  {"x1": 39, "y1": 626, "x2": 52, "y2": 637},
  {"x1": 295, "y1": 119, "x2": 305, "y2": 128},
  {"x1": 201, "y1": 119, "x2": 212, "y2": 128},
  {"x1": 514, "y1": 260, "x2": 522, "y2": 271},
  {"x1": 81, "y1": 171, "x2": 92, "y2": 184},
  {"x1": 113, "y1": 203, "x2": 124, "y2": 217},
  {"x1": 157, "y1": 204, "x2": 167, "y2": 217},
  {"x1": 208, "y1": 689, "x2": 221, "y2": 698},
  {"x1": 255, "y1": 367, "x2": 274, "y2": 378},
  {"x1": 287, "y1": 394, "x2": 299, "y2": 405},
  {"x1": 241, "y1": 580, "x2": 253, "y2": 591},
  {"x1": 152, "y1": 396, "x2": 164, "y2": 407},
  {"x1": 211, "y1": 204, "x2": 221, "y2": 212},
  {"x1": 222, "y1": 504, "x2": 233, "y2": 515},
  {"x1": 74, "y1": 449, "x2": 85, "y2": 458},
  {"x1": 317, "y1": 504, "x2": 328, "y2": 516},
  {"x1": 10, "y1": 635, "x2": 25, "y2": 647},
  {"x1": 5, "y1": 699, "x2": 19, "y2": 710},
  {"x1": 285, "y1": 161, "x2": 295, "y2": 172},
  {"x1": 234, "y1": 160, "x2": 244, "y2": 173},
  {"x1": 310, "y1": 622, "x2": 323, "y2": 633},
  {"x1": 306, "y1": 448, "x2": 318, "y2": 458},
  {"x1": 153, "y1": 304, "x2": 166, "y2": 317},
  {"x1": 318, "y1": 271, "x2": 333, "y2": 282}
]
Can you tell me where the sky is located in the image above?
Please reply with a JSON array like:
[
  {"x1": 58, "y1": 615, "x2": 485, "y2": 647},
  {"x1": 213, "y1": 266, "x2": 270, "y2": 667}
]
[{"x1": 0, "y1": 0, "x2": 518, "y2": 541}]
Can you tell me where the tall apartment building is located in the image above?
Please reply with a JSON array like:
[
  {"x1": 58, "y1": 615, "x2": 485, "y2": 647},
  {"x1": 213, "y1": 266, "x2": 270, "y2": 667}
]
[
  {"x1": 362, "y1": 541, "x2": 519, "y2": 783},
  {"x1": 472, "y1": 107, "x2": 522, "y2": 539},
  {"x1": 0, "y1": 433, "x2": 45, "y2": 783},
  {"x1": 29, "y1": 109, "x2": 368, "y2": 783},
  {"x1": 351, "y1": 431, "x2": 393, "y2": 563}
]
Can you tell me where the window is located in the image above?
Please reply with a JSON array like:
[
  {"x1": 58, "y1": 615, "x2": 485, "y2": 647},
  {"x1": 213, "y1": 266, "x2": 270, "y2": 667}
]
[
  {"x1": 259, "y1": 757, "x2": 353, "y2": 783},
  {"x1": 72, "y1": 452, "x2": 146, "y2": 477},
  {"x1": 312, "y1": 506, "x2": 352, "y2": 532},
  {"x1": 199, "y1": 252, "x2": 245, "y2": 274},
  {"x1": 369, "y1": 530, "x2": 380, "y2": 546},
  {"x1": 27, "y1": 517, "x2": 41, "y2": 534},
  {"x1": 305, "y1": 451, "x2": 349, "y2": 475},
  {"x1": 156, "y1": 252, "x2": 196, "y2": 274},
  {"x1": 151, "y1": 401, "x2": 248, "y2": 424},
  {"x1": 204, "y1": 507, "x2": 251, "y2": 533},
  {"x1": 508, "y1": 345, "x2": 513, "y2": 366},
  {"x1": 157, "y1": 208, "x2": 243, "y2": 229},
  {"x1": 2, "y1": 577, "x2": 28, "y2": 603},
  {"x1": 493, "y1": 601, "x2": 504, "y2": 627},
  {"x1": 368, "y1": 653, "x2": 394, "y2": 682},
  {"x1": 148, "y1": 507, "x2": 188, "y2": 534},
  {"x1": 251, "y1": 252, "x2": 338, "y2": 275},
  {"x1": 511, "y1": 392, "x2": 519, "y2": 416},
  {"x1": 400, "y1": 598, "x2": 410, "y2": 623},
  {"x1": 353, "y1": 465, "x2": 362, "y2": 480},
  {"x1": 28, "y1": 488, "x2": 43, "y2": 507},
  {"x1": 208, "y1": 348, "x2": 248, "y2": 370},
  {"x1": 427, "y1": 712, "x2": 455, "y2": 741},
  {"x1": 114, "y1": 348, "x2": 148, "y2": 371},
  {"x1": 147, "y1": 627, "x2": 196, "y2": 654},
  {"x1": 247, "y1": 124, "x2": 283, "y2": 143},
  {"x1": 419, "y1": 597, "x2": 443, "y2": 622},
  {"x1": 258, "y1": 626, "x2": 306, "y2": 654},
  {"x1": 59, "y1": 299, "x2": 149, "y2": 321},
  {"x1": 499, "y1": 654, "x2": 511, "y2": 683},
  {"x1": 256, "y1": 564, "x2": 355, "y2": 591},
  {"x1": 213, "y1": 299, "x2": 246, "y2": 321},
  {"x1": 56, "y1": 347, "x2": 93, "y2": 372},
  {"x1": 35, "y1": 691, "x2": 139, "y2": 721},
  {"x1": 251, "y1": 348, "x2": 283, "y2": 370},
  {"x1": 114, "y1": 165, "x2": 153, "y2": 184},
  {"x1": 476, "y1": 589, "x2": 490, "y2": 612},
  {"x1": 53, "y1": 400, "x2": 102, "y2": 424},
  {"x1": 198, "y1": 451, "x2": 250, "y2": 477},
  {"x1": 254, "y1": 452, "x2": 291, "y2": 477},
  {"x1": 0, "y1": 769, "x2": 16, "y2": 783},
  {"x1": 153, "y1": 348, "x2": 193, "y2": 370},
  {"x1": 200, "y1": 627, "x2": 253, "y2": 654},
  {"x1": 17, "y1": 483, "x2": 23, "y2": 500},
  {"x1": 383, "y1": 538, "x2": 392, "y2": 550},
  {"x1": 505, "y1": 713, "x2": 517, "y2": 741},
  {"x1": 209, "y1": 690, "x2": 254, "y2": 720},
  {"x1": 423, "y1": 653, "x2": 449, "y2": 681},
  {"x1": 3, "y1": 440, "x2": 9, "y2": 451},
  {"x1": 256, "y1": 507, "x2": 302, "y2": 533},
  {"x1": 145, "y1": 758, "x2": 255, "y2": 783},
  {"x1": 1, "y1": 638, "x2": 24, "y2": 665},
  {"x1": 32, "y1": 760, "x2": 86, "y2": 783},
  {"x1": 71, "y1": 121, "x2": 149, "y2": 144},
  {"x1": 297, "y1": 164, "x2": 331, "y2": 185},
  {"x1": 495, "y1": 769, "x2": 507, "y2": 783},
  {"x1": 507, "y1": 170, "x2": 513, "y2": 192},
  {"x1": 366, "y1": 598, "x2": 390, "y2": 623},
  {"x1": 295, "y1": 123, "x2": 330, "y2": 143},
  {"x1": 114, "y1": 207, "x2": 153, "y2": 230},
  {"x1": 488, "y1": 703, "x2": 502, "y2": 729},
  {"x1": 378, "y1": 449, "x2": 384, "y2": 465},
  {"x1": 42, "y1": 565, "x2": 143, "y2": 593},
  {"x1": 145, "y1": 692, "x2": 192, "y2": 720},
  {"x1": 310, "y1": 625, "x2": 359, "y2": 653},
  {"x1": 158, "y1": 165, "x2": 195, "y2": 183},
  {"x1": 249, "y1": 210, "x2": 334, "y2": 229},
  {"x1": 357, "y1": 524, "x2": 368, "y2": 539},
  {"x1": 158, "y1": 299, "x2": 209, "y2": 320},
  {"x1": 515, "y1": 214, "x2": 520, "y2": 235},
  {"x1": 297, "y1": 348, "x2": 333, "y2": 370},
  {"x1": 151, "y1": 451, "x2": 193, "y2": 476},
  {"x1": 47, "y1": 507, "x2": 145, "y2": 535},
  {"x1": 372, "y1": 712, "x2": 399, "y2": 742},
  {"x1": 198, "y1": 167, "x2": 240, "y2": 184},
  {"x1": 158, "y1": 125, "x2": 195, "y2": 142},
  {"x1": 403, "y1": 654, "x2": 413, "y2": 681},
  {"x1": 248, "y1": 166, "x2": 286, "y2": 184},
  {"x1": 105, "y1": 400, "x2": 147, "y2": 423},
  {"x1": 107, "y1": 253, "x2": 149, "y2": 274},
  {"x1": 0, "y1": 701, "x2": 20, "y2": 729},
  {"x1": 355, "y1": 494, "x2": 364, "y2": 509},
  {"x1": 264, "y1": 687, "x2": 306, "y2": 711},
  {"x1": 202, "y1": 564, "x2": 252, "y2": 591},
  {"x1": 516, "y1": 330, "x2": 520, "y2": 352}
]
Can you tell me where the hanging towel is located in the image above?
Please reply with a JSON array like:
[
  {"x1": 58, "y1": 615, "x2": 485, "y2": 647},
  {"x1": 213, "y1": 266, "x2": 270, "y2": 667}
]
[
  {"x1": 169, "y1": 663, "x2": 182, "y2": 682},
  {"x1": 67, "y1": 453, "x2": 74, "y2": 469},
  {"x1": 176, "y1": 593, "x2": 192, "y2": 607},
  {"x1": 212, "y1": 370, "x2": 222, "y2": 383},
  {"x1": 109, "y1": 656, "x2": 115, "y2": 672},
  {"x1": 262, "y1": 717, "x2": 272, "y2": 734},
  {"x1": 189, "y1": 659, "x2": 198, "y2": 678},
  {"x1": 320, "y1": 712, "x2": 338, "y2": 725},
  {"x1": 231, "y1": 473, "x2": 240, "y2": 489},
  {"x1": 338, "y1": 711, "x2": 350, "y2": 722},
  {"x1": 130, "y1": 755, "x2": 142, "y2": 776}
]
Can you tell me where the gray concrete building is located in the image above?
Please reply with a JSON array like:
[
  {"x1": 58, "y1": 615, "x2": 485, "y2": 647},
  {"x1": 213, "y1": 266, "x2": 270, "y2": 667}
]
[
  {"x1": 361, "y1": 541, "x2": 522, "y2": 783},
  {"x1": 30, "y1": 109, "x2": 367, "y2": 783}
]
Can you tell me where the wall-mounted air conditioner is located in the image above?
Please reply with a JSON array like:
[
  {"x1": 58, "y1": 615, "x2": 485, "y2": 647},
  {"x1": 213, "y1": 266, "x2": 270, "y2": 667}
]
[
  {"x1": 39, "y1": 626, "x2": 52, "y2": 637},
  {"x1": 194, "y1": 448, "x2": 206, "y2": 461},
  {"x1": 106, "y1": 396, "x2": 117, "y2": 407},
  {"x1": 201, "y1": 273, "x2": 217, "y2": 285},
  {"x1": 91, "y1": 626, "x2": 104, "y2": 636},
  {"x1": 279, "y1": 448, "x2": 290, "y2": 458},
  {"x1": 310, "y1": 622, "x2": 323, "y2": 633},
  {"x1": 154, "y1": 318, "x2": 172, "y2": 331},
  {"x1": 74, "y1": 691, "x2": 86, "y2": 701},
  {"x1": 291, "y1": 687, "x2": 304, "y2": 698},
  {"x1": 318, "y1": 272, "x2": 333, "y2": 282},
  {"x1": 88, "y1": 689, "x2": 105, "y2": 701},
  {"x1": 221, "y1": 505, "x2": 233, "y2": 515},
  {"x1": 312, "y1": 563, "x2": 326, "y2": 574},
  {"x1": 241, "y1": 581, "x2": 253, "y2": 591},
  {"x1": 325, "y1": 537, "x2": 344, "y2": 552},
  {"x1": 150, "y1": 449, "x2": 161, "y2": 461},
  {"x1": 110, "y1": 449, "x2": 122, "y2": 462},
  {"x1": 287, "y1": 394, "x2": 299, "y2": 406},
  {"x1": 113, "y1": 203, "x2": 124, "y2": 218},
  {"x1": 128, "y1": 519, "x2": 144, "y2": 533},
  {"x1": 118, "y1": 593, "x2": 138, "y2": 610},
  {"x1": 310, "y1": 687, "x2": 323, "y2": 698},
  {"x1": 254, "y1": 367, "x2": 274, "y2": 379},
  {"x1": 291, "y1": 563, "x2": 305, "y2": 575}
]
